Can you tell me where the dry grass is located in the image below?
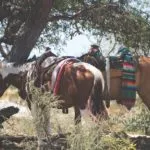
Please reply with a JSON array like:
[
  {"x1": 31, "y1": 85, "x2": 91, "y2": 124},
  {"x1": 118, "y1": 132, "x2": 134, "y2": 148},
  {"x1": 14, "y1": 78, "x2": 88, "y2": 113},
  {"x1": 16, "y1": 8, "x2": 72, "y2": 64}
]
[{"x1": 0, "y1": 87, "x2": 149, "y2": 149}]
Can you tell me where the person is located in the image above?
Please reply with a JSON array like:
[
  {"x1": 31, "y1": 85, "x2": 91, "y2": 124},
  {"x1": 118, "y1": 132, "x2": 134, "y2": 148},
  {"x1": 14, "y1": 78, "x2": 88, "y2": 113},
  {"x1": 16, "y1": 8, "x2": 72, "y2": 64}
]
[
  {"x1": 88, "y1": 44, "x2": 105, "y2": 70},
  {"x1": 88, "y1": 44, "x2": 100, "y2": 55}
]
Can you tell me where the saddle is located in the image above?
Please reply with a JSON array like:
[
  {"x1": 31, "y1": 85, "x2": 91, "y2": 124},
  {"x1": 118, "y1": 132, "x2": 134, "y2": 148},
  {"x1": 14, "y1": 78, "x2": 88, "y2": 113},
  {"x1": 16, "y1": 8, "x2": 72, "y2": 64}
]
[{"x1": 34, "y1": 56, "x2": 65, "y2": 87}]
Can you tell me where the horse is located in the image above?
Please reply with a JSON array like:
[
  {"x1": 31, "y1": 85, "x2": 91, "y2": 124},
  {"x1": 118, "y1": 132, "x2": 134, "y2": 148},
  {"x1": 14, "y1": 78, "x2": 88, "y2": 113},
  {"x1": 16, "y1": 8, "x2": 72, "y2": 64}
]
[
  {"x1": 79, "y1": 53, "x2": 150, "y2": 111},
  {"x1": 0, "y1": 57, "x2": 108, "y2": 147}
]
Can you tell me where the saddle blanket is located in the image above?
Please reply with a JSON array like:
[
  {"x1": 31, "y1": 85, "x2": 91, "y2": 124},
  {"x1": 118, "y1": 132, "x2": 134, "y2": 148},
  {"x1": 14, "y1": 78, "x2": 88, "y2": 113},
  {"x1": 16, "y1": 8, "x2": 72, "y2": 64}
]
[
  {"x1": 50, "y1": 57, "x2": 80, "y2": 95},
  {"x1": 121, "y1": 61, "x2": 136, "y2": 109}
]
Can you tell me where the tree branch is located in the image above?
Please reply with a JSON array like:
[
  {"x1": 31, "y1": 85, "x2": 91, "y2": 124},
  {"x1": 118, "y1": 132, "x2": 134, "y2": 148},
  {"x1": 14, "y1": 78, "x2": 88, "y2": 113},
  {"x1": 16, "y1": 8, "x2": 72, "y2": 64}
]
[
  {"x1": 49, "y1": 4, "x2": 96, "y2": 21},
  {"x1": 9, "y1": 0, "x2": 53, "y2": 63},
  {"x1": 0, "y1": 44, "x2": 8, "y2": 59},
  {"x1": 49, "y1": 3, "x2": 122, "y2": 22}
]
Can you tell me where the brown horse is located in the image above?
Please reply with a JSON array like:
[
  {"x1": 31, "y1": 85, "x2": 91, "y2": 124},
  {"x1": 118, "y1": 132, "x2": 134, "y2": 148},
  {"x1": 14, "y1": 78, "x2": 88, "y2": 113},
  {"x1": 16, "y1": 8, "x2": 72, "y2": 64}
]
[
  {"x1": 79, "y1": 53, "x2": 150, "y2": 110},
  {"x1": 0, "y1": 57, "x2": 108, "y2": 147}
]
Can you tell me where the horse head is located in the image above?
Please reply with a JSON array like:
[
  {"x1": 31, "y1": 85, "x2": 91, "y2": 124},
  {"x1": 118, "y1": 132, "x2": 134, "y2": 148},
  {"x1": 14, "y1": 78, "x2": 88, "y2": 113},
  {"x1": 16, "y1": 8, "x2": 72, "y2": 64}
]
[
  {"x1": 0, "y1": 61, "x2": 14, "y2": 96},
  {"x1": 0, "y1": 61, "x2": 34, "y2": 99}
]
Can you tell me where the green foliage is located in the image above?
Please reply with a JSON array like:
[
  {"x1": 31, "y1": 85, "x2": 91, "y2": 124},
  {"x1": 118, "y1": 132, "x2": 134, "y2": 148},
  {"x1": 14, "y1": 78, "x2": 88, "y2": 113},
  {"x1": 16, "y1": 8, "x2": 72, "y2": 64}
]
[
  {"x1": 1, "y1": 0, "x2": 150, "y2": 58},
  {"x1": 28, "y1": 81, "x2": 59, "y2": 109},
  {"x1": 100, "y1": 135, "x2": 135, "y2": 150},
  {"x1": 36, "y1": 0, "x2": 150, "y2": 56},
  {"x1": 67, "y1": 122, "x2": 135, "y2": 150},
  {"x1": 124, "y1": 103, "x2": 150, "y2": 135}
]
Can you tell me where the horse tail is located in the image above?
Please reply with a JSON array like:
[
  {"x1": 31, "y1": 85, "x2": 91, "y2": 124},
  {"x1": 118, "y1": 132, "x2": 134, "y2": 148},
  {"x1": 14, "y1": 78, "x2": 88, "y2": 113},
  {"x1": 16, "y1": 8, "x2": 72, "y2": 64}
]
[
  {"x1": 73, "y1": 62, "x2": 106, "y2": 117},
  {"x1": 84, "y1": 63, "x2": 108, "y2": 118},
  {"x1": 88, "y1": 66, "x2": 107, "y2": 117},
  {"x1": 90, "y1": 77, "x2": 104, "y2": 115}
]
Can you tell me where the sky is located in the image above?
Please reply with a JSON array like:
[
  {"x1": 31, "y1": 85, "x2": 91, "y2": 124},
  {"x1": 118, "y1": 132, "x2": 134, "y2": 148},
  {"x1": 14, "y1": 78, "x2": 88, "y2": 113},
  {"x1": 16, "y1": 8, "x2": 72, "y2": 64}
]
[
  {"x1": 30, "y1": 34, "x2": 119, "y2": 59},
  {"x1": 58, "y1": 34, "x2": 120, "y2": 57},
  {"x1": 59, "y1": 35, "x2": 94, "y2": 57},
  {"x1": 30, "y1": 34, "x2": 96, "y2": 58}
]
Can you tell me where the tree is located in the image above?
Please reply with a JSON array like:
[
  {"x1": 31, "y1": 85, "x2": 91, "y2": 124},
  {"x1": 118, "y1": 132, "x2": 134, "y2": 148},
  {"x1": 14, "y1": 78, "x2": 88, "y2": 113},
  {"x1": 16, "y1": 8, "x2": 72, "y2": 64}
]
[
  {"x1": 0, "y1": 0, "x2": 53, "y2": 63},
  {"x1": 0, "y1": 0, "x2": 150, "y2": 63}
]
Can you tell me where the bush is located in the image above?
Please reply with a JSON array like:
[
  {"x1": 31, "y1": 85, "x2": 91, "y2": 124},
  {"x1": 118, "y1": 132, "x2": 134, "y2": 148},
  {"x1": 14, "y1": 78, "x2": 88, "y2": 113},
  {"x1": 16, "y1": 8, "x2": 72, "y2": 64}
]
[
  {"x1": 66, "y1": 121, "x2": 135, "y2": 150},
  {"x1": 124, "y1": 103, "x2": 150, "y2": 135}
]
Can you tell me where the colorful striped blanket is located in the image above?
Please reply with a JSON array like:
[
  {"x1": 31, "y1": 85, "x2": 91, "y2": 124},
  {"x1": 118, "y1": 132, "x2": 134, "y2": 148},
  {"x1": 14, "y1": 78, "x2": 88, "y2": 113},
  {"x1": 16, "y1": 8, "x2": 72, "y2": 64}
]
[{"x1": 120, "y1": 57, "x2": 136, "y2": 110}]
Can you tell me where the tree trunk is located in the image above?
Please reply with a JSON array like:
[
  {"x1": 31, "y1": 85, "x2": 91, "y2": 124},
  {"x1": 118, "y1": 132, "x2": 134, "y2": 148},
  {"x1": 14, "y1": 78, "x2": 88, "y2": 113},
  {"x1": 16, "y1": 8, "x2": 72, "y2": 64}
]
[
  {"x1": 0, "y1": 6, "x2": 9, "y2": 21},
  {"x1": 9, "y1": 0, "x2": 53, "y2": 63}
]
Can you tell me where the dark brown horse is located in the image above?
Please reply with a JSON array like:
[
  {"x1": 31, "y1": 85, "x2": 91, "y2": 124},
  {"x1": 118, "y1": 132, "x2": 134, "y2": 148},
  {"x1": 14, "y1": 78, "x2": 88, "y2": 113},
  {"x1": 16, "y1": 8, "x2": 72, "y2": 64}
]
[
  {"x1": 79, "y1": 53, "x2": 150, "y2": 110},
  {"x1": 0, "y1": 57, "x2": 108, "y2": 147}
]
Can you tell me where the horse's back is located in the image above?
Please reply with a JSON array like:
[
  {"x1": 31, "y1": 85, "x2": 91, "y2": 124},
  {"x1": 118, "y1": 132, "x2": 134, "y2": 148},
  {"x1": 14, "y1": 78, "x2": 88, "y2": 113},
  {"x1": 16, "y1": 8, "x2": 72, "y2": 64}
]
[
  {"x1": 139, "y1": 56, "x2": 150, "y2": 65},
  {"x1": 136, "y1": 56, "x2": 150, "y2": 109},
  {"x1": 59, "y1": 61, "x2": 105, "y2": 110}
]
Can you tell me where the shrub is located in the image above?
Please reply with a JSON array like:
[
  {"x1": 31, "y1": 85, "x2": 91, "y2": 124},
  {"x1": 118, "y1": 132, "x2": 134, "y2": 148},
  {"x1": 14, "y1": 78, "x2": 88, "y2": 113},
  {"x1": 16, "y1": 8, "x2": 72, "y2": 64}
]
[{"x1": 124, "y1": 103, "x2": 150, "y2": 135}]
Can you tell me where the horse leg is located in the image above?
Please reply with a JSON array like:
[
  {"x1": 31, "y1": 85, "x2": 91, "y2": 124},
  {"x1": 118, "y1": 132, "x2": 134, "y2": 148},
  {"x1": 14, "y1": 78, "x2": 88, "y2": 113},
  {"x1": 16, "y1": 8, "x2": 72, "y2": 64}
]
[
  {"x1": 74, "y1": 106, "x2": 81, "y2": 125},
  {"x1": 138, "y1": 89, "x2": 150, "y2": 110},
  {"x1": 137, "y1": 69, "x2": 150, "y2": 109},
  {"x1": 30, "y1": 101, "x2": 51, "y2": 149}
]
